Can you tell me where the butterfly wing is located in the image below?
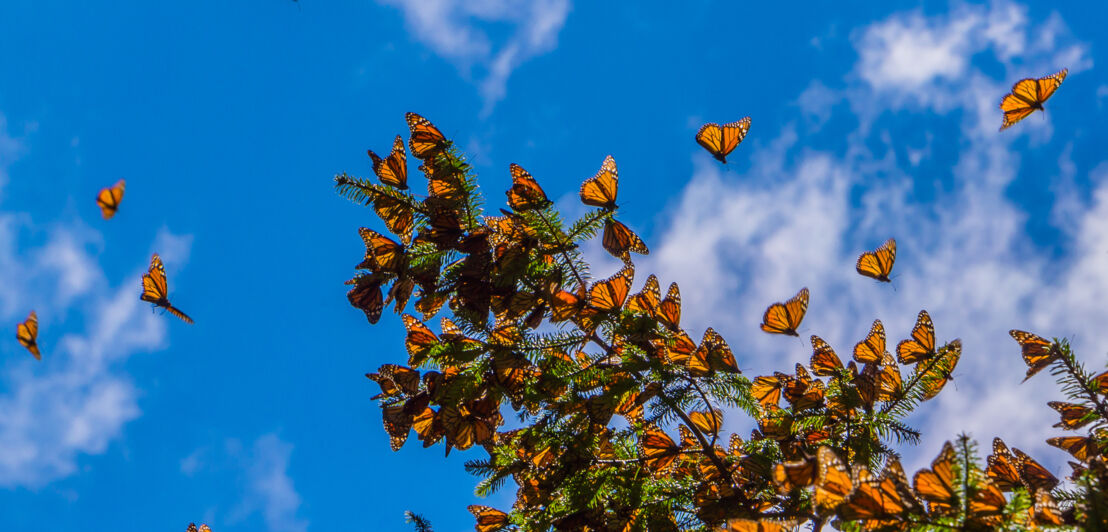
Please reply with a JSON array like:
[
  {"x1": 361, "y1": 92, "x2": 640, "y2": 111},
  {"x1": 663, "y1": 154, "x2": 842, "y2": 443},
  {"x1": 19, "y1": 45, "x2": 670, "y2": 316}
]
[
  {"x1": 405, "y1": 112, "x2": 447, "y2": 159},
  {"x1": 467, "y1": 505, "x2": 510, "y2": 532},
  {"x1": 16, "y1": 310, "x2": 41, "y2": 360},
  {"x1": 761, "y1": 287, "x2": 808, "y2": 336},
  {"x1": 506, "y1": 163, "x2": 549, "y2": 211},
  {"x1": 587, "y1": 264, "x2": 634, "y2": 312},
  {"x1": 141, "y1": 253, "x2": 169, "y2": 304},
  {"x1": 896, "y1": 310, "x2": 935, "y2": 364},
  {"x1": 579, "y1": 155, "x2": 619, "y2": 209},
  {"x1": 368, "y1": 135, "x2": 408, "y2": 189},
  {"x1": 696, "y1": 117, "x2": 751, "y2": 163},
  {"x1": 853, "y1": 319, "x2": 886, "y2": 364},
  {"x1": 602, "y1": 219, "x2": 649, "y2": 259},
  {"x1": 856, "y1": 238, "x2": 895, "y2": 282},
  {"x1": 810, "y1": 335, "x2": 844, "y2": 376},
  {"x1": 95, "y1": 179, "x2": 126, "y2": 219},
  {"x1": 1009, "y1": 329, "x2": 1057, "y2": 381}
]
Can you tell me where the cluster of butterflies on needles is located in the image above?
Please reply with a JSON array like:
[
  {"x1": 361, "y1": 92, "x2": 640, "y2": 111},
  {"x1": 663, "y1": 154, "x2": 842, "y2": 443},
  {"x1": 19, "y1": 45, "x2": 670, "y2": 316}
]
[{"x1": 14, "y1": 179, "x2": 194, "y2": 360}]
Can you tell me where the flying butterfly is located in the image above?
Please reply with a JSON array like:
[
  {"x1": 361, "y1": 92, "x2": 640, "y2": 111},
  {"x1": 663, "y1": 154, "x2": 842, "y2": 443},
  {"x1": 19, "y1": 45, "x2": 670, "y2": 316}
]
[
  {"x1": 810, "y1": 335, "x2": 844, "y2": 377},
  {"x1": 580, "y1": 155, "x2": 619, "y2": 210},
  {"x1": 367, "y1": 135, "x2": 408, "y2": 189},
  {"x1": 999, "y1": 68, "x2": 1067, "y2": 131},
  {"x1": 913, "y1": 441, "x2": 957, "y2": 514},
  {"x1": 602, "y1": 219, "x2": 649, "y2": 259},
  {"x1": 897, "y1": 310, "x2": 935, "y2": 364},
  {"x1": 853, "y1": 319, "x2": 886, "y2": 364},
  {"x1": 141, "y1": 253, "x2": 193, "y2": 324},
  {"x1": 856, "y1": 238, "x2": 895, "y2": 282},
  {"x1": 16, "y1": 310, "x2": 41, "y2": 360},
  {"x1": 405, "y1": 112, "x2": 447, "y2": 159},
  {"x1": 95, "y1": 179, "x2": 126, "y2": 219},
  {"x1": 1009, "y1": 329, "x2": 1058, "y2": 381},
  {"x1": 695, "y1": 117, "x2": 751, "y2": 164},
  {"x1": 467, "y1": 505, "x2": 510, "y2": 532},
  {"x1": 760, "y1": 287, "x2": 809, "y2": 336},
  {"x1": 506, "y1": 163, "x2": 549, "y2": 211}
]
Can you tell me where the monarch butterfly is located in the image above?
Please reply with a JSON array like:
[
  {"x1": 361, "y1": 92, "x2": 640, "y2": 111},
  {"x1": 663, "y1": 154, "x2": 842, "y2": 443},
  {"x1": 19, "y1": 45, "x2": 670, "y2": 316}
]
[
  {"x1": 1033, "y1": 490, "x2": 1066, "y2": 526},
  {"x1": 876, "y1": 354, "x2": 903, "y2": 403},
  {"x1": 548, "y1": 285, "x2": 585, "y2": 322},
  {"x1": 913, "y1": 441, "x2": 956, "y2": 514},
  {"x1": 1013, "y1": 446, "x2": 1059, "y2": 492},
  {"x1": 985, "y1": 438, "x2": 1022, "y2": 491},
  {"x1": 657, "y1": 282, "x2": 681, "y2": 330},
  {"x1": 687, "y1": 408, "x2": 723, "y2": 435},
  {"x1": 814, "y1": 446, "x2": 852, "y2": 511},
  {"x1": 1047, "y1": 435, "x2": 1098, "y2": 462},
  {"x1": 141, "y1": 253, "x2": 193, "y2": 324},
  {"x1": 366, "y1": 364, "x2": 420, "y2": 399},
  {"x1": 639, "y1": 426, "x2": 680, "y2": 472},
  {"x1": 751, "y1": 375, "x2": 786, "y2": 407},
  {"x1": 919, "y1": 340, "x2": 960, "y2": 401},
  {"x1": 809, "y1": 335, "x2": 844, "y2": 377},
  {"x1": 373, "y1": 194, "x2": 414, "y2": 246},
  {"x1": 16, "y1": 310, "x2": 41, "y2": 360},
  {"x1": 724, "y1": 519, "x2": 796, "y2": 532},
  {"x1": 695, "y1": 117, "x2": 751, "y2": 164},
  {"x1": 368, "y1": 135, "x2": 408, "y2": 189},
  {"x1": 467, "y1": 505, "x2": 509, "y2": 532},
  {"x1": 1049, "y1": 401, "x2": 1094, "y2": 430},
  {"x1": 773, "y1": 456, "x2": 817, "y2": 493},
  {"x1": 856, "y1": 238, "x2": 895, "y2": 282},
  {"x1": 999, "y1": 68, "x2": 1067, "y2": 131},
  {"x1": 405, "y1": 112, "x2": 447, "y2": 159},
  {"x1": 424, "y1": 163, "x2": 466, "y2": 201},
  {"x1": 897, "y1": 310, "x2": 935, "y2": 364},
  {"x1": 402, "y1": 314, "x2": 438, "y2": 366},
  {"x1": 1009, "y1": 329, "x2": 1057, "y2": 381},
  {"x1": 627, "y1": 274, "x2": 660, "y2": 315},
  {"x1": 347, "y1": 275, "x2": 384, "y2": 324},
  {"x1": 382, "y1": 403, "x2": 414, "y2": 451},
  {"x1": 357, "y1": 228, "x2": 404, "y2": 273},
  {"x1": 853, "y1": 319, "x2": 886, "y2": 364},
  {"x1": 441, "y1": 395, "x2": 500, "y2": 452},
  {"x1": 757, "y1": 404, "x2": 792, "y2": 441},
  {"x1": 687, "y1": 327, "x2": 739, "y2": 376},
  {"x1": 602, "y1": 219, "x2": 649, "y2": 259},
  {"x1": 95, "y1": 179, "x2": 126, "y2": 219},
  {"x1": 411, "y1": 406, "x2": 443, "y2": 447},
  {"x1": 506, "y1": 163, "x2": 549, "y2": 211},
  {"x1": 580, "y1": 155, "x2": 619, "y2": 209},
  {"x1": 587, "y1": 264, "x2": 633, "y2": 312},
  {"x1": 838, "y1": 461, "x2": 917, "y2": 522},
  {"x1": 185, "y1": 525, "x2": 212, "y2": 532},
  {"x1": 760, "y1": 287, "x2": 809, "y2": 336},
  {"x1": 967, "y1": 479, "x2": 1007, "y2": 526},
  {"x1": 784, "y1": 365, "x2": 825, "y2": 411}
]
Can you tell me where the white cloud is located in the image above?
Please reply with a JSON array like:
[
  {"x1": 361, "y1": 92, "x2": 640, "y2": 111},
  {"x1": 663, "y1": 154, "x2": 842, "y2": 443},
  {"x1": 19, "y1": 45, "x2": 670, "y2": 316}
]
[
  {"x1": 379, "y1": 0, "x2": 571, "y2": 114},
  {"x1": 230, "y1": 434, "x2": 308, "y2": 532},
  {"x1": 626, "y1": 1, "x2": 1097, "y2": 474},
  {"x1": 0, "y1": 114, "x2": 23, "y2": 199},
  {"x1": 0, "y1": 218, "x2": 192, "y2": 487}
]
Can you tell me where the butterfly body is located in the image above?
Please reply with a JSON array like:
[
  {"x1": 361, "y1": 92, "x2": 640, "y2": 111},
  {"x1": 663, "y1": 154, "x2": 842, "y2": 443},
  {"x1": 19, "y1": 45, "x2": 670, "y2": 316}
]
[
  {"x1": 96, "y1": 179, "x2": 126, "y2": 219},
  {"x1": 141, "y1": 253, "x2": 194, "y2": 324},
  {"x1": 16, "y1": 310, "x2": 41, "y2": 360}
]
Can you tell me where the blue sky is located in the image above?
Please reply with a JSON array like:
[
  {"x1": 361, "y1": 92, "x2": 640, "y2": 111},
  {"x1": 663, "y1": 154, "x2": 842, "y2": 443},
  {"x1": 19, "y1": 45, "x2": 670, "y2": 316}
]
[{"x1": 1, "y1": 1, "x2": 1107, "y2": 530}]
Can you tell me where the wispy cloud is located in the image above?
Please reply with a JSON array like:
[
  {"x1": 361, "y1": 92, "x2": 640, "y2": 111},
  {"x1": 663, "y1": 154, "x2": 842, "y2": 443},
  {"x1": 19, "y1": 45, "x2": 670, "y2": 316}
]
[
  {"x1": 207, "y1": 434, "x2": 308, "y2": 532},
  {"x1": 0, "y1": 113, "x2": 24, "y2": 199},
  {"x1": 379, "y1": 0, "x2": 571, "y2": 115},
  {"x1": 0, "y1": 213, "x2": 192, "y2": 487},
  {"x1": 615, "y1": 0, "x2": 1097, "y2": 472}
]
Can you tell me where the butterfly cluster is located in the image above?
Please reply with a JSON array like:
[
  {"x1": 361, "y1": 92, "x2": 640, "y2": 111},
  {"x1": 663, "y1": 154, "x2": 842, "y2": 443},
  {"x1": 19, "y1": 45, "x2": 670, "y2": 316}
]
[{"x1": 341, "y1": 113, "x2": 1105, "y2": 531}]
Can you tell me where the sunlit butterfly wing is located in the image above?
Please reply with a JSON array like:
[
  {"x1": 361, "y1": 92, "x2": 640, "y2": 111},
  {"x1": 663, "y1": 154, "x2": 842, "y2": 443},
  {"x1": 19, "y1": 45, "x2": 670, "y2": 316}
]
[
  {"x1": 16, "y1": 310, "x2": 41, "y2": 360},
  {"x1": 658, "y1": 282, "x2": 681, "y2": 330},
  {"x1": 587, "y1": 264, "x2": 633, "y2": 312},
  {"x1": 760, "y1": 287, "x2": 808, "y2": 336},
  {"x1": 368, "y1": 135, "x2": 408, "y2": 189},
  {"x1": 602, "y1": 218, "x2": 649, "y2": 259},
  {"x1": 1049, "y1": 401, "x2": 1094, "y2": 430},
  {"x1": 347, "y1": 275, "x2": 384, "y2": 324},
  {"x1": 140, "y1": 253, "x2": 193, "y2": 324},
  {"x1": 1013, "y1": 446, "x2": 1059, "y2": 491},
  {"x1": 695, "y1": 117, "x2": 751, "y2": 163},
  {"x1": 467, "y1": 505, "x2": 510, "y2": 532},
  {"x1": 95, "y1": 179, "x2": 126, "y2": 219},
  {"x1": 856, "y1": 238, "x2": 895, "y2": 282},
  {"x1": 913, "y1": 441, "x2": 957, "y2": 514},
  {"x1": 1009, "y1": 329, "x2": 1057, "y2": 381},
  {"x1": 853, "y1": 319, "x2": 886, "y2": 364},
  {"x1": 579, "y1": 155, "x2": 619, "y2": 209},
  {"x1": 639, "y1": 425, "x2": 680, "y2": 472},
  {"x1": 896, "y1": 310, "x2": 935, "y2": 364},
  {"x1": 405, "y1": 112, "x2": 447, "y2": 159},
  {"x1": 506, "y1": 163, "x2": 549, "y2": 211},
  {"x1": 357, "y1": 228, "x2": 404, "y2": 273},
  {"x1": 814, "y1": 446, "x2": 852, "y2": 512},
  {"x1": 986, "y1": 438, "x2": 1022, "y2": 491},
  {"x1": 1047, "y1": 435, "x2": 1097, "y2": 463},
  {"x1": 810, "y1": 335, "x2": 844, "y2": 377},
  {"x1": 999, "y1": 68, "x2": 1067, "y2": 131}
]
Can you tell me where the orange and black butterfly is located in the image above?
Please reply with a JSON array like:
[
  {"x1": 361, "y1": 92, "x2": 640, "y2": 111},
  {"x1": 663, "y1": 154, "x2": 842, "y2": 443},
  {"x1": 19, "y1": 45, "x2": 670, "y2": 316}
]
[
  {"x1": 751, "y1": 374, "x2": 787, "y2": 408},
  {"x1": 602, "y1": 219, "x2": 648, "y2": 259},
  {"x1": 838, "y1": 460, "x2": 918, "y2": 522},
  {"x1": 695, "y1": 117, "x2": 751, "y2": 164},
  {"x1": 141, "y1": 253, "x2": 193, "y2": 324},
  {"x1": 760, "y1": 287, "x2": 808, "y2": 336},
  {"x1": 1033, "y1": 490, "x2": 1066, "y2": 526},
  {"x1": 16, "y1": 310, "x2": 41, "y2": 360},
  {"x1": 586, "y1": 264, "x2": 633, "y2": 313},
  {"x1": 967, "y1": 479, "x2": 1007, "y2": 527},
  {"x1": 999, "y1": 68, "x2": 1067, "y2": 131},
  {"x1": 347, "y1": 275, "x2": 384, "y2": 324},
  {"x1": 368, "y1": 135, "x2": 408, "y2": 189},
  {"x1": 403, "y1": 314, "x2": 439, "y2": 367},
  {"x1": 897, "y1": 310, "x2": 935, "y2": 364},
  {"x1": 810, "y1": 335, "x2": 844, "y2": 377},
  {"x1": 1049, "y1": 401, "x2": 1094, "y2": 430},
  {"x1": 1009, "y1": 329, "x2": 1057, "y2": 381},
  {"x1": 853, "y1": 319, "x2": 886, "y2": 364},
  {"x1": 405, "y1": 112, "x2": 447, "y2": 159},
  {"x1": 96, "y1": 179, "x2": 126, "y2": 219},
  {"x1": 724, "y1": 519, "x2": 797, "y2": 532},
  {"x1": 373, "y1": 195, "x2": 414, "y2": 246},
  {"x1": 814, "y1": 446, "x2": 852, "y2": 512},
  {"x1": 467, "y1": 505, "x2": 510, "y2": 532},
  {"x1": 357, "y1": 228, "x2": 404, "y2": 273},
  {"x1": 688, "y1": 327, "x2": 740, "y2": 376},
  {"x1": 627, "y1": 274, "x2": 660, "y2": 315},
  {"x1": 1047, "y1": 435, "x2": 1099, "y2": 463},
  {"x1": 639, "y1": 425, "x2": 680, "y2": 472},
  {"x1": 914, "y1": 441, "x2": 957, "y2": 514},
  {"x1": 986, "y1": 438, "x2": 1022, "y2": 491},
  {"x1": 1013, "y1": 446, "x2": 1059, "y2": 492},
  {"x1": 580, "y1": 155, "x2": 619, "y2": 210},
  {"x1": 506, "y1": 163, "x2": 549, "y2": 211},
  {"x1": 687, "y1": 408, "x2": 723, "y2": 435},
  {"x1": 657, "y1": 282, "x2": 681, "y2": 330},
  {"x1": 773, "y1": 455, "x2": 817, "y2": 493},
  {"x1": 366, "y1": 364, "x2": 421, "y2": 399},
  {"x1": 856, "y1": 238, "x2": 895, "y2": 282}
]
